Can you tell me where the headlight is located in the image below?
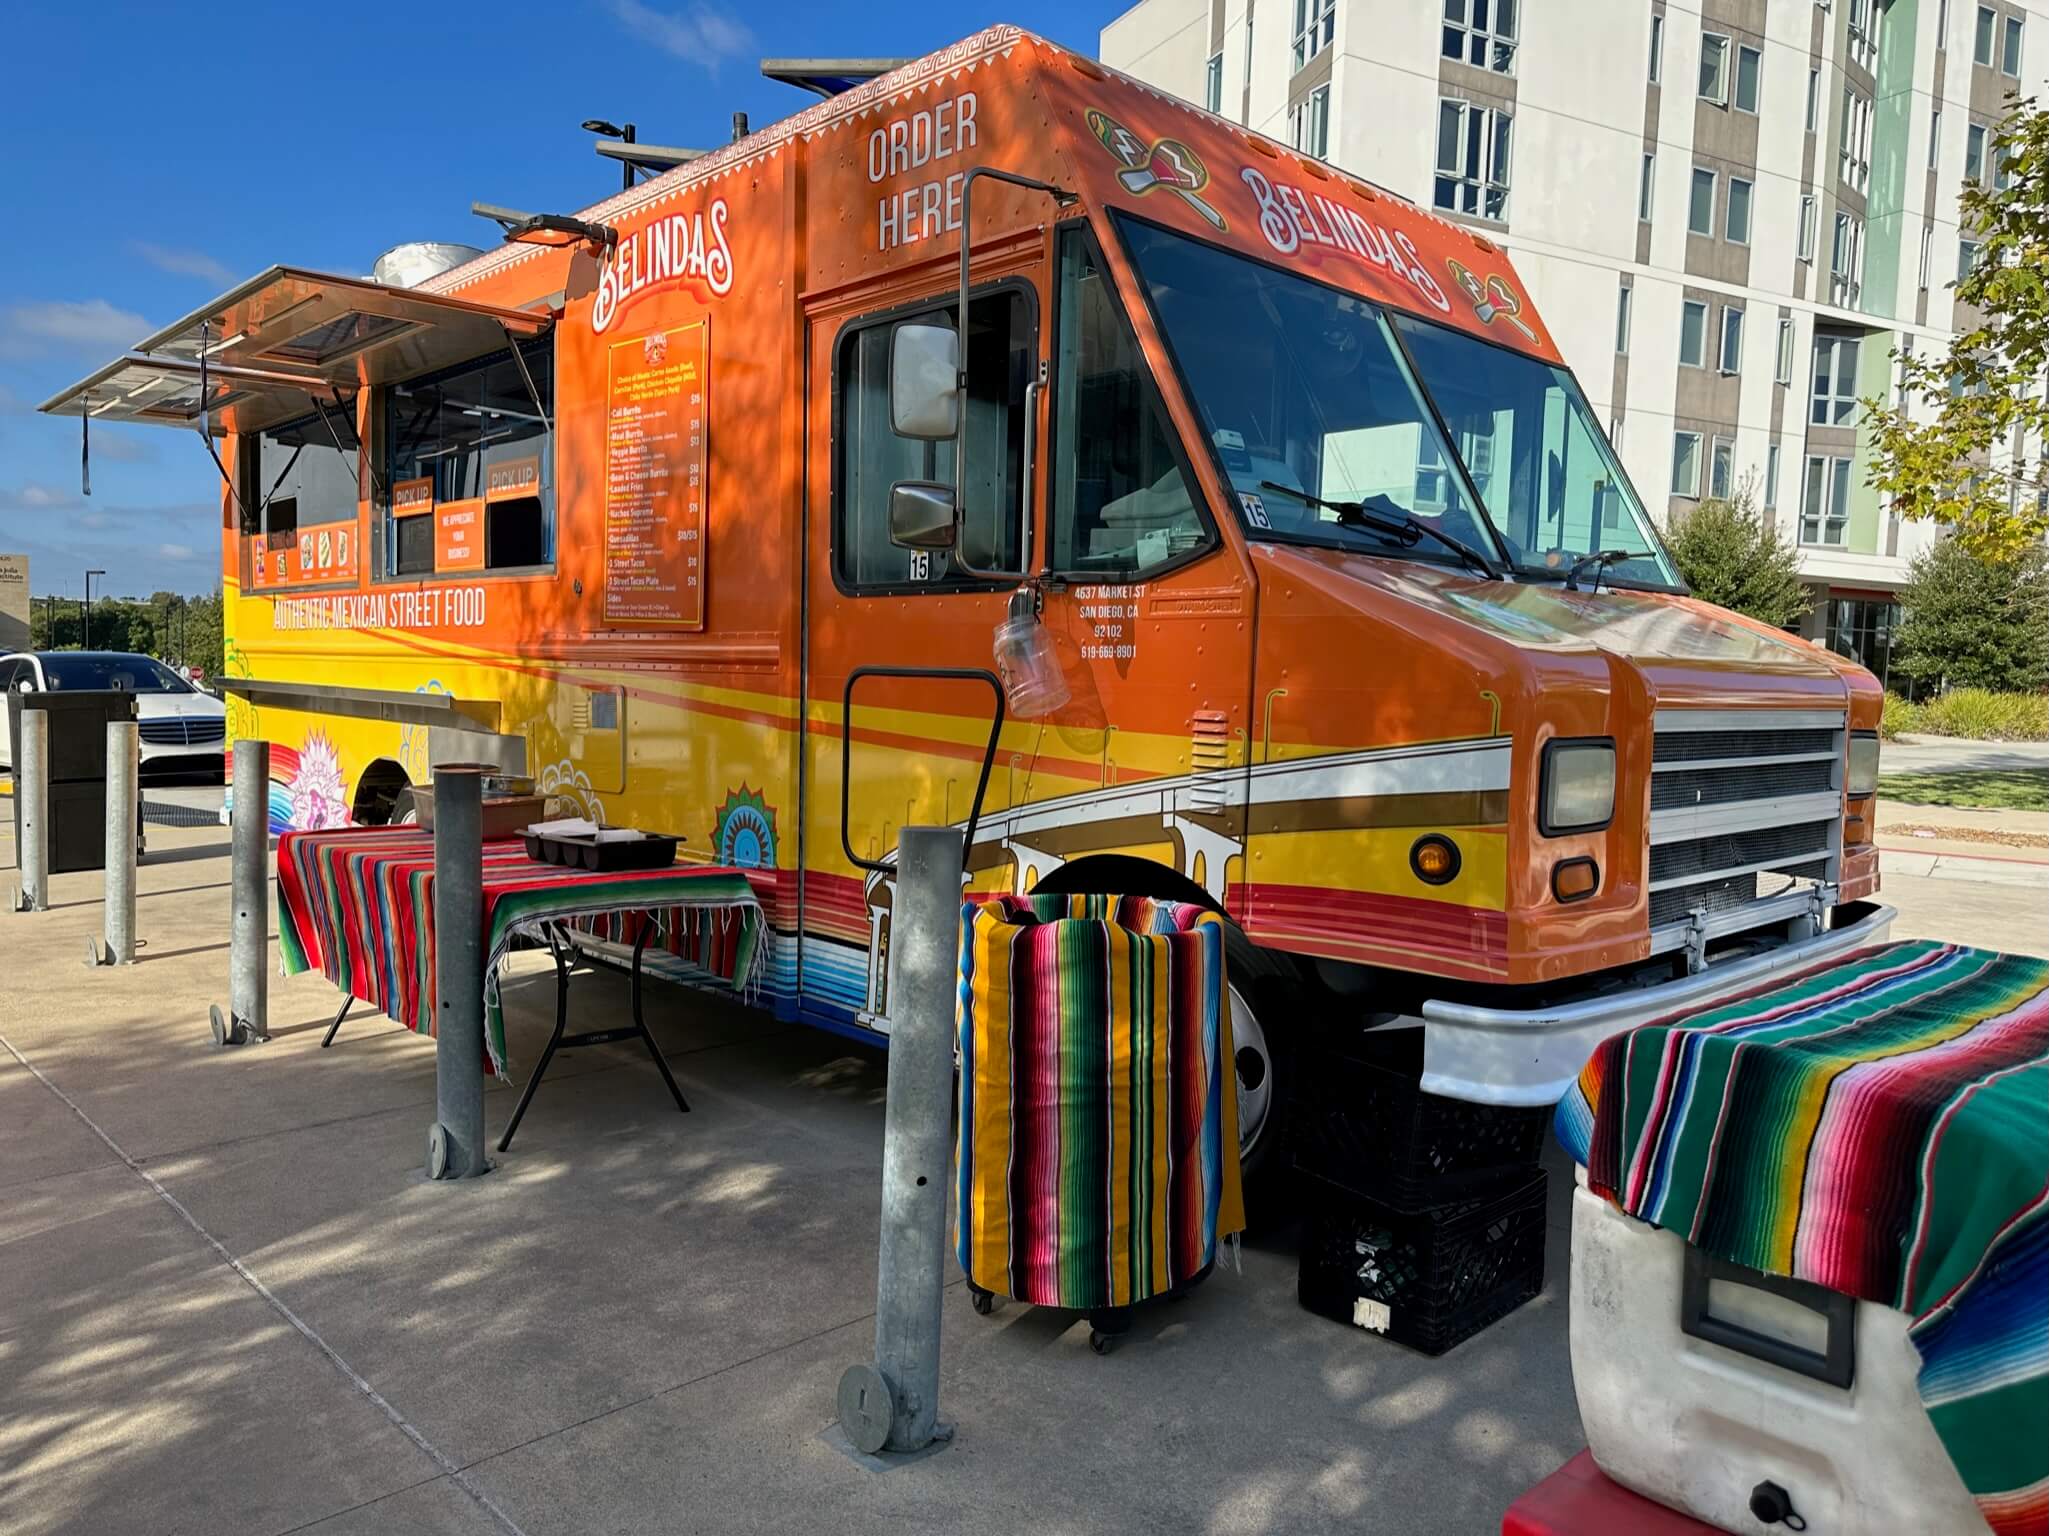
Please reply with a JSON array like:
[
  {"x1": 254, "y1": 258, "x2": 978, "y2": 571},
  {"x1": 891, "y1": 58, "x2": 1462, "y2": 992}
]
[
  {"x1": 1541, "y1": 739, "x2": 1616, "y2": 835},
  {"x1": 1848, "y1": 732, "x2": 1881, "y2": 798}
]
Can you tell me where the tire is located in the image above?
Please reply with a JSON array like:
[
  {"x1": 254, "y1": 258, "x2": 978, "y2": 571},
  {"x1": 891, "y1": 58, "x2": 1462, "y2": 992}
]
[
  {"x1": 1224, "y1": 930, "x2": 1299, "y2": 1220},
  {"x1": 390, "y1": 787, "x2": 421, "y2": 826}
]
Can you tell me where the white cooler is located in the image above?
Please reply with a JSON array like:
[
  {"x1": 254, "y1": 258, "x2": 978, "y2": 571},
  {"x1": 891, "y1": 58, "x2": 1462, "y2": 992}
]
[{"x1": 1570, "y1": 1176, "x2": 1987, "y2": 1535}]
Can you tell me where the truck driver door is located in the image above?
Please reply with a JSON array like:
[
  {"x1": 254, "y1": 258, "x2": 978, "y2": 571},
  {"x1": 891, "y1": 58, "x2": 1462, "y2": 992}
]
[{"x1": 802, "y1": 270, "x2": 1042, "y2": 1032}]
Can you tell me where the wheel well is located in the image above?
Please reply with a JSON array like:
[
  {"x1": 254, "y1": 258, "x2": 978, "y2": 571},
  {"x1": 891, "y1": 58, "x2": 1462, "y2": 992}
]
[
  {"x1": 351, "y1": 758, "x2": 412, "y2": 826},
  {"x1": 1028, "y1": 854, "x2": 1221, "y2": 916}
]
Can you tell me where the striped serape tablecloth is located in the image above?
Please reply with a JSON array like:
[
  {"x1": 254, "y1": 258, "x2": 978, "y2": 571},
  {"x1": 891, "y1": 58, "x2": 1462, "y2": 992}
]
[
  {"x1": 1554, "y1": 939, "x2": 2049, "y2": 1535},
  {"x1": 955, "y1": 893, "x2": 1245, "y2": 1311},
  {"x1": 276, "y1": 827, "x2": 766, "y2": 1079}
]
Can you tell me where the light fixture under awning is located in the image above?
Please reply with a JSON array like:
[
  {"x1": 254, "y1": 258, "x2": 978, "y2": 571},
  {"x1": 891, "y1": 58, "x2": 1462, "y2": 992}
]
[
  {"x1": 132, "y1": 265, "x2": 550, "y2": 388},
  {"x1": 37, "y1": 355, "x2": 339, "y2": 437}
]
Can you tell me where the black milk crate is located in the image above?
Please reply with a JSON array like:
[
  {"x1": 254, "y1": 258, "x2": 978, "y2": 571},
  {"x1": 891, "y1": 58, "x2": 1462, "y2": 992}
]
[
  {"x1": 1291, "y1": 1026, "x2": 1550, "y2": 1207},
  {"x1": 1296, "y1": 1168, "x2": 1547, "y2": 1357}
]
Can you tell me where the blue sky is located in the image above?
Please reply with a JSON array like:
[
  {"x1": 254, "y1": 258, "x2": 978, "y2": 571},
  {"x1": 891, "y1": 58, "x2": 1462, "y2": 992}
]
[{"x1": 0, "y1": 0, "x2": 1110, "y2": 603}]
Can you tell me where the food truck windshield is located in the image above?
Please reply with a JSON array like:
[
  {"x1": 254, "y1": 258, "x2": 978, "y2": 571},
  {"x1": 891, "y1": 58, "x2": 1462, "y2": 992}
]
[{"x1": 1115, "y1": 215, "x2": 1681, "y2": 590}]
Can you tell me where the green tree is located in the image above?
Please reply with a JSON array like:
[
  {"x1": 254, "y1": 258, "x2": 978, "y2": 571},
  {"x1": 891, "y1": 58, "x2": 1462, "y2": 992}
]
[
  {"x1": 1866, "y1": 93, "x2": 2049, "y2": 559},
  {"x1": 1663, "y1": 481, "x2": 1812, "y2": 629},
  {"x1": 1893, "y1": 539, "x2": 2049, "y2": 692}
]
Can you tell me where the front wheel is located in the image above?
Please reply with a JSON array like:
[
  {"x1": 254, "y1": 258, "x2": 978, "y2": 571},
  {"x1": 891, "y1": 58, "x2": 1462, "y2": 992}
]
[{"x1": 1223, "y1": 933, "x2": 1297, "y2": 1212}]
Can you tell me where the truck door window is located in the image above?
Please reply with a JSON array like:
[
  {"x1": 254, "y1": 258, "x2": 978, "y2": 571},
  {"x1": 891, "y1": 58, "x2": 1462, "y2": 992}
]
[
  {"x1": 1049, "y1": 226, "x2": 1209, "y2": 576},
  {"x1": 835, "y1": 289, "x2": 1031, "y2": 591}
]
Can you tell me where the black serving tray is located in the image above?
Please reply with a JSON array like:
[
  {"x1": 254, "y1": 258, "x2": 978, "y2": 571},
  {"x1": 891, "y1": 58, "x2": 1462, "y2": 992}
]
[{"x1": 522, "y1": 830, "x2": 681, "y2": 871}]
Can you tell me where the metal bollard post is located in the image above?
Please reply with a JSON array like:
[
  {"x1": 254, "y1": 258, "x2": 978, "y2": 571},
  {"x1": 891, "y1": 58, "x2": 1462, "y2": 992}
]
[
  {"x1": 837, "y1": 824, "x2": 965, "y2": 1456},
  {"x1": 211, "y1": 739, "x2": 270, "y2": 1046},
  {"x1": 428, "y1": 766, "x2": 489, "y2": 1180},
  {"x1": 12, "y1": 709, "x2": 49, "y2": 913},
  {"x1": 91, "y1": 720, "x2": 139, "y2": 965}
]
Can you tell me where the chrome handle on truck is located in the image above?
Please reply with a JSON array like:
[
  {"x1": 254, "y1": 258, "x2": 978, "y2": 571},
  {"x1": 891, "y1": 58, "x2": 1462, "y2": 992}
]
[{"x1": 1020, "y1": 377, "x2": 1040, "y2": 570}]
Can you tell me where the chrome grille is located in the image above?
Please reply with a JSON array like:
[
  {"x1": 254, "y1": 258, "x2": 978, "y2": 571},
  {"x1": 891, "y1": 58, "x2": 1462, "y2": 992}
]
[
  {"x1": 138, "y1": 717, "x2": 225, "y2": 746},
  {"x1": 1649, "y1": 708, "x2": 1844, "y2": 945}
]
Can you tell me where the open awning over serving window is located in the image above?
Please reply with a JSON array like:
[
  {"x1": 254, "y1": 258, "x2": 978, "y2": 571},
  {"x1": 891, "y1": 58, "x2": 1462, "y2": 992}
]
[{"x1": 39, "y1": 266, "x2": 552, "y2": 435}]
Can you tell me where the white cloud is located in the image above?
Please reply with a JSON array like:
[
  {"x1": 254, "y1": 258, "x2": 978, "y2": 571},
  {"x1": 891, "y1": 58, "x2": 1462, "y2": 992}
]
[
  {"x1": 156, "y1": 542, "x2": 197, "y2": 561},
  {"x1": 603, "y1": 0, "x2": 750, "y2": 65},
  {"x1": 0, "y1": 297, "x2": 151, "y2": 358},
  {"x1": 131, "y1": 241, "x2": 235, "y2": 286}
]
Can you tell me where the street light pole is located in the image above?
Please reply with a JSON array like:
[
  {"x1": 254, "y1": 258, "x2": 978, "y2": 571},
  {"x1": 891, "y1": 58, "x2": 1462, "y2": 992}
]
[{"x1": 84, "y1": 568, "x2": 106, "y2": 650}]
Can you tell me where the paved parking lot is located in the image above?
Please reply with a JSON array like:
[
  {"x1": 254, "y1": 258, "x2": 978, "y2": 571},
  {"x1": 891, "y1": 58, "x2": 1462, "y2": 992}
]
[
  {"x1": 2, "y1": 799, "x2": 2042, "y2": 1535},
  {"x1": 2, "y1": 819, "x2": 1588, "y2": 1536}
]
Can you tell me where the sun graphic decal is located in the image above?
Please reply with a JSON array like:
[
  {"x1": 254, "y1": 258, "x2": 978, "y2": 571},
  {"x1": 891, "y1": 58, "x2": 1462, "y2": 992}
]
[{"x1": 712, "y1": 786, "x2": 777, "y2": 870}]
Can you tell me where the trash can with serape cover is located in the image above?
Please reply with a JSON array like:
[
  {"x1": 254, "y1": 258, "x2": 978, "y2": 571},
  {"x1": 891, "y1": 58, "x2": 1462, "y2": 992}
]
[{"x1": 954, "y1": 893, "x2": 1245, "y2": 1344}]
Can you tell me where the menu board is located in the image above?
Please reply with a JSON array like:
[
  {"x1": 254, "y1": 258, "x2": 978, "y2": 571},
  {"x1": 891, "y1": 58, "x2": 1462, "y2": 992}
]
[
  {"x1": 603, "y1": 320, "x2": 708, "y2": 629},
  {"x1": 250, "y1": 516, "x2": 361, "y2": 589}
]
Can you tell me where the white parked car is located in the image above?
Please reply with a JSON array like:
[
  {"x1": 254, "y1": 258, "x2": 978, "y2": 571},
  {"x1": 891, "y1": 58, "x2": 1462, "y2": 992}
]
[{"x1": 0, "y1": 651, "x2": 227, "y2": 778}]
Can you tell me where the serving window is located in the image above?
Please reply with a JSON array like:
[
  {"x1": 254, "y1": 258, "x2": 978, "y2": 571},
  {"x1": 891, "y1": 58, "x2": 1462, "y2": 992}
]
[
  {"x1": 240, "y1": 408, "x2": 364, "y2": 588},
  {"x1": 385, "y1": 337, "x2": 555, "y2": 576}
]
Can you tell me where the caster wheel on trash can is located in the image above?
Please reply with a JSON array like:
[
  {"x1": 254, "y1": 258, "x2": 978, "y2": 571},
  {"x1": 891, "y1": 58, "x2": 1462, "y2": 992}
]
[
  {"x1": 969, "y1": 1285, "x2": 995, "y2": 1316},
  {"x1": 1088, "y1": 1329, "x2": 1114, "y2": 1355}
]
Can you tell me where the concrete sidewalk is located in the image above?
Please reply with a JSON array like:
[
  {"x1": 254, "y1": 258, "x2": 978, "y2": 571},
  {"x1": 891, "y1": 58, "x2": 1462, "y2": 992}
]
[{"x1": 0, "y1": 823, "x2": 1582, "y2": 1536}]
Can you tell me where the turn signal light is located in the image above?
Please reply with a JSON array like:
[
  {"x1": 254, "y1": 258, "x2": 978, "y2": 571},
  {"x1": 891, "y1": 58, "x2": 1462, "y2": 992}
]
[
  {"x1": 1411, "y1": 835, "x2": 1461, "y2": 885},
  {"x1": 1552, "y1": 858, "x2": 1600, "y2": 903}
]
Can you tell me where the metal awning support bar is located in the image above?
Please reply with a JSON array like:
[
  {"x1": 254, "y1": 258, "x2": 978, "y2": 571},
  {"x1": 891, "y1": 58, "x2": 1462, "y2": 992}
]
[
  {"x1": 211, "y1": 676, "x2": 502, "y2": 732},
  {"x1": 502, "y1": 325, "x2": 552, "y2": 438}
]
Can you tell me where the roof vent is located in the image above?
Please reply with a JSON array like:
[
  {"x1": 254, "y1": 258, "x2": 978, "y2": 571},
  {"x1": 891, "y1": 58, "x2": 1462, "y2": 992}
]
[{"x1": 372, "y1": 242, "x2": 485, "y2": 289}]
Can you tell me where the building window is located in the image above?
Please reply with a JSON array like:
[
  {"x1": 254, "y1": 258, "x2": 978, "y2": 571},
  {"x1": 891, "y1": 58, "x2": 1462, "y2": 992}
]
[
  {"x1": 1848, "y1": 0, "x2": 1880, "y2": 69},
  {"x1": 1735, "y1": 45, "x2": 1762, "y2": 112},
  {"x1": 1649, "y1": 12, "x2": 1664, "y2": 80},
  {"x1": 1291, "y1": 86, "x2": 1330, "y2": 157},
  {"x1": 1294, "y1": 0, "x2": 1335, "y2": 70},
  {"x1": 1967, "y1": 121, "x2": 1987, "y2": 180},
  {"x1": 1726, "y1": 176, "x2": 1753, "y2": 242},
  {"x1": 1205, "y1": 52, "x2": 1223, "y2": 113},
  {"x1": 1766, "y1": 443, "x2": 1782, "y2": 507},
  {"x1": 1805, "y1": 67, "x2": 1820, "y2": 132},
  {"x1": 1826, "y1": 597, "x2": 1899, "y2": 681},
  {"x1": 1710, "y1": 437, "x2": 1735, "y2": 499},
  {"x1": 1688, "y1": 166, "x2": 1716, "y2": 235},
  {"x1": 1831, "y1": 212, "x2": 1865, "y2": 307},
  {"x1": 2002, "y1": 13, "x2": 2024, "y2": 74},
  {"x1": 1811, "y1": 332, "x2": 1862, "y2": 425},
  {"x1": 1434, "y1": 99, "x2": 1513, "y2": 220},
  {"x1": 1672, "y1": 431, "x2": 1704, "y2": 496},
  {"x1": 1776, "y1": 317, "x2": 1795, "y2": 384},
  {"x1": 1840, "y1": 88, "x2": 1872, "y2": 192},
  {"x1": 1975, "y1": 4, "x2": 1995, "y2": 66},
  {"x1": 1720, "y1": 306, "x2": 1745, "y2": 373},
  {"x1": 834, "y1": 288, "x2": 1033, "y2": 589},
  {"x1": 1959, "y1": 237, "x2": 1981, "y2": 282},
  {"x1": 1616, "y1": 283, "x2": 1633, "y2": 354},
  {"x1": 1680, "y1": 299, "x2": 1709, "y2": 367},
  {"x1": 1801, "y1": 454, "x2": 1853, "y2": 545},
  {"x1": 1700, "y1": 32, "x2": 1731, "y2": 103},
  {"x1": 1920, "y1": 224, "x2": 1934, "y2": 289},
  {"x1": 1444, "y1": 0, "x2": 1518, "y2": 73},
  {"x1": 1930, "y1": 110, "x2": 1942, "y2": 170},
  {"x1": 1413, "y1": 438, "x2": 1451, "y2": 510},
  {"x1": 1640, "y1": 152, "x2": 1656, "y2": 219},
  {"x1": 1938, "y1": 0, "x2": 1951, "y2": 50},
  {"x1": 1798, "y1": 194, "x2": 1817, "y2": 261}
]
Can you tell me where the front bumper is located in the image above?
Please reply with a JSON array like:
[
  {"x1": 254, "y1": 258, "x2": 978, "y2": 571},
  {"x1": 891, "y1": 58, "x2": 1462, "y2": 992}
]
[{"x1": 1417, "y1": 901, "x2": 1896, "y2": 1106}]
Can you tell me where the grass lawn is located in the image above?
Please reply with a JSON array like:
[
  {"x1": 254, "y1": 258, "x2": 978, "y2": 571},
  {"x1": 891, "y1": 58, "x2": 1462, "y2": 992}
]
[{"x1": 1879, "y1": 769, "x2": 2049, "y2": 812}]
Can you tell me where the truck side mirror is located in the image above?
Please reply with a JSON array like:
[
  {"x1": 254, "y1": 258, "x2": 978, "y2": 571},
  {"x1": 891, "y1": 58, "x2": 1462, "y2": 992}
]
[
  {"x1": 888, "y1": 482, "x2": 958, "y2": 551},
  {"x1": 890, "y1": 322, "x2": 960, "y2": 440}
]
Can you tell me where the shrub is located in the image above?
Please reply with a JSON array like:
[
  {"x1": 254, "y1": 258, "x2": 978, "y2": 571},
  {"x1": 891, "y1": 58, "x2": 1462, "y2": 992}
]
[
  {"x1": 1880, "y1": 693, "x2": 1923, "y2": 741},
  {"x1": 1893, "y1": 542, "x2": 2049, "y2": 693},
  {"x1": 1915, "y1": 688, "x2": 2049, "y2": 742},
  {"x1": 1663, "y1": 482, "x2": 1811, "y2": 629}
]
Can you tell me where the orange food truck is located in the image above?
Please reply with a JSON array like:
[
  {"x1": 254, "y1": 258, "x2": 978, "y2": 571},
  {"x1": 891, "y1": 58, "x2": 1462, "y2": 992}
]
[{"x1": 43, "y1": 25, "x2": 1891, "y2": 1171}]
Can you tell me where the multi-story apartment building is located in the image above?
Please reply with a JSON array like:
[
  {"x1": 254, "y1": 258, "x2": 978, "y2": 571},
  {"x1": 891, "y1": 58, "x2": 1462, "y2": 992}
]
[{"x1": 1101, "y1": 0, "x2": 2046, "y2": 683}]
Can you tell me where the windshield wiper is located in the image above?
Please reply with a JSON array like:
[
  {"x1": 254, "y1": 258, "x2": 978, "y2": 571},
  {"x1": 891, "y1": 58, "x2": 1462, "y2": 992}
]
[
  {"x1": 1564, "y1": 548, "x2": 1632, "y2": 593},
  {"x1": 1258, "y1": 482, "x2": 1500, "y2": 579}
]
